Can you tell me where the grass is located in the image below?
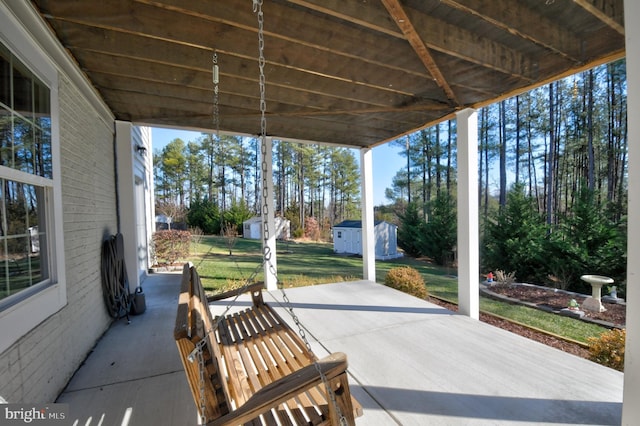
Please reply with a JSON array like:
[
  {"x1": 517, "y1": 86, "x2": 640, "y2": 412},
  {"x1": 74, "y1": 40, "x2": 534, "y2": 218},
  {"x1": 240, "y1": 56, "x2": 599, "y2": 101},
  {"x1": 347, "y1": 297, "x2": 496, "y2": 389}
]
[
  {"x1": 186, "y1": 235, "x2": 609, "y2": 343},
  {"x1": 479, "y1": 298, "x2": 606, "y2": 344}
]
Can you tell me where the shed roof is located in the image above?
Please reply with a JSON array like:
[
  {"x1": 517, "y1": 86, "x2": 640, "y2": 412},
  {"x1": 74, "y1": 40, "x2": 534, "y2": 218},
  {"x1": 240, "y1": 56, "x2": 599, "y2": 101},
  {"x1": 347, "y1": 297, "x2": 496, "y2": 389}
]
[{"x1": 334, "y1": 220, "x2": 391, "y2": 229}]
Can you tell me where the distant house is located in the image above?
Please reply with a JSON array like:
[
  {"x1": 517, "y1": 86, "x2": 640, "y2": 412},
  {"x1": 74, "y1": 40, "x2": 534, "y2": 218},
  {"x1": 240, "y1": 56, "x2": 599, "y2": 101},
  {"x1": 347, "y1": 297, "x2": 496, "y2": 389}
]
[
  {"x1": 332, "y1": 220, "x2": 401, "y2": 260},
  {"x1": 243, "y1": 216, "x2": 291, "y2": 240}
]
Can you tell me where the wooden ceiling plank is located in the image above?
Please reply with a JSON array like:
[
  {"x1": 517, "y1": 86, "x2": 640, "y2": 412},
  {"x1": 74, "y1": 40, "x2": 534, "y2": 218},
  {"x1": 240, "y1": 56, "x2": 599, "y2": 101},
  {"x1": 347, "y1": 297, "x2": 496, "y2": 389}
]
[
  {"x1": 143, "y1": 0, "x2": 535, "y2": 81},
  {"x1": 573, "y1": 0, "x2": 624, "y2": 35},
  {"x1": 442, "y1": 0, "x2": 585, "y2": 62},
  {"x1": 286, "y1": 0, "x2": 403, "y2": 38},
  {"x1": 42, "y1": 3, "x2": 439, "y2": 100},
  {"x1": 107, "y1": 96, "x2": 404, "y2": 146},
  {"x1": 31, "y1": 0, "x2": 626, "y2": 148},
  {"x1": 402, "y1": 6, "x2": 535, "y2": 81},
  {"x1": 227, "y1": 104, "x2": 449, "y2": 118},
  {"x1": 290, "y1": 0, "x2": 534, "y2": 79},
  {"x1": 79, "y1": 50, "x2": 436, "y2": 129},
  {"x1": 135, "y1": 0, "x2": 430, "y2": 77},
  {"x1": 381, "y1": 0, "x2": 459, "y2": 106},
  {"x1": 70, "y1": 41, "x2": 432, "y2": 113}
]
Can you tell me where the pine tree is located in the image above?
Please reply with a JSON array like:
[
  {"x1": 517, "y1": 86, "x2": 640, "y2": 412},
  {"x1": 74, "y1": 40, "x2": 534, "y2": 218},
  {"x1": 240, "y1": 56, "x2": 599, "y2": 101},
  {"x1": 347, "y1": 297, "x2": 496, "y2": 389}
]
[
  {"x1": 397, "y1": 202, "x2": 424, "y2": 258},
  {"x1": 420, "y1": 193, "x2": 456, "y2": 265}
]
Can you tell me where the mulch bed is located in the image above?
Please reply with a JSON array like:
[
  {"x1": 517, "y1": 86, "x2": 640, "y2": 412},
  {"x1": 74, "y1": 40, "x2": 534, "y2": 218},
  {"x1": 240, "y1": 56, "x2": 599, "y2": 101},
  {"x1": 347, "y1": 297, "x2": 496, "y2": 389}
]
[
  {"x1": 427, "y1": 282, "x2": 627, "y2": 361},
  {"x1": 487, "y1": 284, "x2": 626, "y2": 327}
]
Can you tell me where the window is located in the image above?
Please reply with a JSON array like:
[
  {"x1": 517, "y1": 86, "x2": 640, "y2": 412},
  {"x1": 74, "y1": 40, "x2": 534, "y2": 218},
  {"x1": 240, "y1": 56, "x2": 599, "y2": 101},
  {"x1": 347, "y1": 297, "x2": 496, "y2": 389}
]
[
  {"x1": 337, "y1": 231, "x2": 342, "y2": 238},
  {"x1": 0, "y1": 41, "x2": 53, "y2": 306},
  {"x1": 0, "y1": 2, "x2": 64, "y2": 354}
]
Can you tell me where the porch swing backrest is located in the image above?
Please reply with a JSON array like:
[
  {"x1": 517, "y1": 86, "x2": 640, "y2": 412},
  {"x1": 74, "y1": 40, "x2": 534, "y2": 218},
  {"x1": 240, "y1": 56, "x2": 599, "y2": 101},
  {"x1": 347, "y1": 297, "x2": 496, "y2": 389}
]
[{"x1": 174, "y1": 262, "x2": 363, "y2": 425}]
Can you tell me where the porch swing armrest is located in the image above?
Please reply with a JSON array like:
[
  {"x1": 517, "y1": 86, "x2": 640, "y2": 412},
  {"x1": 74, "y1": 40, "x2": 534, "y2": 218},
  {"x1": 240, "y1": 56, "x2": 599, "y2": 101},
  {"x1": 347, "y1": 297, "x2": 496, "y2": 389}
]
[
  {"x1": 207, "y1": 352, "x2": 353, "y2": 426},
  {"x1": 206, "y1": 282, "x2": 266, "y2": 304}
]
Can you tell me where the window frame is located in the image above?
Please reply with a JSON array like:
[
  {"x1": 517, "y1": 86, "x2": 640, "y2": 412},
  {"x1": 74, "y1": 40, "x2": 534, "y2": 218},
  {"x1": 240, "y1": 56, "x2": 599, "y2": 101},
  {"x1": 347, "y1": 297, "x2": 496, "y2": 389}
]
[{"x1": 0, "y1": 3, "x2": 66, "y2": 355}]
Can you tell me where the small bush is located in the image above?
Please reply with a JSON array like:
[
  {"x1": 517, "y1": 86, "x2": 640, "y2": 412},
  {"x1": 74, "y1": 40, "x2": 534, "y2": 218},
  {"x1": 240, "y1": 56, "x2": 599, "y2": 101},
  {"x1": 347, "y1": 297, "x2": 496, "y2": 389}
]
[
  {"x1": 384, "y1": 266, "x2": 428, "y2": 299},
  {"x1": 151, "y1": 230, "x2": 191, "y2": 265},
  {"x1": 587, "y1": 328, "x2": 626, "y2": 371},
  {"x1": 304, "y1": 217, "x2": 320, "y2": 241}
]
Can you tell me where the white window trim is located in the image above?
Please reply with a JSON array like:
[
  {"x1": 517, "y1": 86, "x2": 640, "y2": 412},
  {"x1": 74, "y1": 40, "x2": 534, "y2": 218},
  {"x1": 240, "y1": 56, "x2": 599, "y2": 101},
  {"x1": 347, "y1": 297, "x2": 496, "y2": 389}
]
[{"x1": 0, "y1": 2, "x2": 66, "y2": 355}]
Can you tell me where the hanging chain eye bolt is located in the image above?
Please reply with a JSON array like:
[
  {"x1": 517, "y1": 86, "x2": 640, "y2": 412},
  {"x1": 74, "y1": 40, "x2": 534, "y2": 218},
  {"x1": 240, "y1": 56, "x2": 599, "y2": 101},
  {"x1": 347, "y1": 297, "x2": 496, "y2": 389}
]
[{"x1": 212, "y1": 53, "x2": 219, "y2": 85}]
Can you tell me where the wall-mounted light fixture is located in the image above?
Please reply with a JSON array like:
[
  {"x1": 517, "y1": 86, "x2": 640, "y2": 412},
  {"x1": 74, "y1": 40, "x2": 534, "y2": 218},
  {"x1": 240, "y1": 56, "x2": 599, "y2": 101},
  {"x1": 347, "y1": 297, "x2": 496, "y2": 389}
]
[{"x1": 135, "y1": 144, "x2": 147, "y2": 155}]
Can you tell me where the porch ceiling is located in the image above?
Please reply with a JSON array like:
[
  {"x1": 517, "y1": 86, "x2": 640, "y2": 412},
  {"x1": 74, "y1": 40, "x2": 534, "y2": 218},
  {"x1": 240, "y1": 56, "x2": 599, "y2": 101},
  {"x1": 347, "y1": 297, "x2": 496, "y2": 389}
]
[{"x1": 31, "y1": 0, "x2": 625, "y2": 148}]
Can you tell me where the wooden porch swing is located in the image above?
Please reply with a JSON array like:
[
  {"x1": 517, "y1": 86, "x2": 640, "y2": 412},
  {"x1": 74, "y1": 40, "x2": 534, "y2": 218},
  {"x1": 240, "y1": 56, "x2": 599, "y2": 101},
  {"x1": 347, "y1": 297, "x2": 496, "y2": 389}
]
[
  {"x1": 174, "y1": 2, "x2": 362, "y2": 424},
  {"x1": 174, "y1": 264, "x2": 362, "y2": 425}
]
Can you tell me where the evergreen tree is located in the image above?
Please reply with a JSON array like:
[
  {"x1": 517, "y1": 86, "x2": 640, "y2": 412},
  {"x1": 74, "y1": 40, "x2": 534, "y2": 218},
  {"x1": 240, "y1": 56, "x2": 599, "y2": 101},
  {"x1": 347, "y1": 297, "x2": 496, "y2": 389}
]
[
  {"x1": 186, "y1": 199, "x2": 221, "y2": 235},
  {"x1": 223, "y1": 199, "x2": 253, "y2": 234},
  {"x1": 547, "y1": 186, "x2": 627, "y2": 292},
  {"x1": 397, "y1": 202, "x2": 424, "y2": 258},
  {"x1": 420, "y1": 192, "x2": 456, "y2": 265},
  {"x1": 482, "y1": 183, "x2": 548, "y2": 282},
  {"x1": 161, "y1": 138, "x2": 187, "y2": 205}
]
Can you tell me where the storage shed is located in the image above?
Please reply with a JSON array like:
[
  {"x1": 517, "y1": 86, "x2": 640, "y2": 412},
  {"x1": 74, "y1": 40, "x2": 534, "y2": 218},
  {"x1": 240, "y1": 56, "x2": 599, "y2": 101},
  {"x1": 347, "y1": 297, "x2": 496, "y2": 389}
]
[
  {"x1": 333, "y1": 220, "x2": 401, "y2": 260},
  {"x1": 243, "y1": 216, "x2": 291, "y2": 240}
]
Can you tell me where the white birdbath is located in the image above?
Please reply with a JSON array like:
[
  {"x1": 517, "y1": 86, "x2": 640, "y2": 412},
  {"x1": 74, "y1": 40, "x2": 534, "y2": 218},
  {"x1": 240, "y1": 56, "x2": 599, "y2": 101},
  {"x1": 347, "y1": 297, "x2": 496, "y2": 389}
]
[{"x1": 580, "y1": 275, "x2": 613, "y2": 313}]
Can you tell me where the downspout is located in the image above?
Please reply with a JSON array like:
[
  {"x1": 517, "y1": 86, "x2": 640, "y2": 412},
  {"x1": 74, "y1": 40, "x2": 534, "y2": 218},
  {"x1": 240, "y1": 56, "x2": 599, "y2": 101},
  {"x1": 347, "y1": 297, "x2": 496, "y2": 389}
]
[{"x1": 113, "y1": 122, "x2": 121, "y2": 233}]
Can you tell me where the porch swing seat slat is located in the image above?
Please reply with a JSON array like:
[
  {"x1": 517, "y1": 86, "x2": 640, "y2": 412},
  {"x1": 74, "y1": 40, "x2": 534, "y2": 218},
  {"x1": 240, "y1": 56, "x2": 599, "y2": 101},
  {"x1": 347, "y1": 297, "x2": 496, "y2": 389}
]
[{"x1": 174, "y1": 263, "x2": 363, "y2": 425}]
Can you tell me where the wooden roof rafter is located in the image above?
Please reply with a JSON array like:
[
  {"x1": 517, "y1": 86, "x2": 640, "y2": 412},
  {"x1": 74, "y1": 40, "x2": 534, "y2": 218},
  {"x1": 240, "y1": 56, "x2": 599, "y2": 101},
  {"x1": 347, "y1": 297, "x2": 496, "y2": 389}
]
[
  {"x1": 573, "y1": 0, "x2": 624, "y2": 35},
  {"x1": 381, "y1": 0, "x2": 459, "y2": 106}
]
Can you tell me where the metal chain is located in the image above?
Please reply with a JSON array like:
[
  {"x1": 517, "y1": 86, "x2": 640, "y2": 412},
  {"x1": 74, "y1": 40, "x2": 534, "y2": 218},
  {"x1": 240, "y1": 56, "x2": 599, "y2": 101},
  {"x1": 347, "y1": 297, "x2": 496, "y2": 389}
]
[
  {"x1": 255, "y1": 0, "x2": 271, "y2": 265},
  {"x1": 189, "y1": 51, "x2": 222, "y2": 426},
  {"x1": 253, "y1": 1, "x2": 346, "y2": 424},
  {"x1": 195, "y1": 340, "x2": 208, "y2": 424}
]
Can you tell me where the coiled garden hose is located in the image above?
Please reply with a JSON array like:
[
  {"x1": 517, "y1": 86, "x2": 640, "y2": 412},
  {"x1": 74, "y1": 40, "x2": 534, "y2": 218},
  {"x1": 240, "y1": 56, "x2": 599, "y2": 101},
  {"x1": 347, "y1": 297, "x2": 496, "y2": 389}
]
[{"x1": 101, "y1": 233, "x2": 131, "y2": 321}]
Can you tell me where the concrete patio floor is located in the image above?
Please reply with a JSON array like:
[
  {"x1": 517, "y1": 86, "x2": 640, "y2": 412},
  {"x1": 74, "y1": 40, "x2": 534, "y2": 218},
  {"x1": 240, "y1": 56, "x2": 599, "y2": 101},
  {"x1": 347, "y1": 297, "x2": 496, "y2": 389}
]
[{"x1": 57, "y1": 272, "x2": 623, "y2": 425}]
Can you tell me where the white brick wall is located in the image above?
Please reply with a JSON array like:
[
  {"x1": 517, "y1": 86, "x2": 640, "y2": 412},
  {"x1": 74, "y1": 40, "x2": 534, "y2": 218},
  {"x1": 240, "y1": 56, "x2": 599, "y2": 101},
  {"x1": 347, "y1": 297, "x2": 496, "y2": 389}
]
[{"x1": 0, "y1": 71, "x2": 117, "y2": 402}]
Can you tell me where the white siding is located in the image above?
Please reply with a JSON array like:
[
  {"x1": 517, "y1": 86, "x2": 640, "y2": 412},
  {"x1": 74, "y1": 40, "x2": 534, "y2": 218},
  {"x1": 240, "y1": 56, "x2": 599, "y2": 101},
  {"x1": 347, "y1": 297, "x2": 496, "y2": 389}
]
[
  {"x1": 0, "y1": 3, "x2": 116, "y2": 403},
  {"x1": 333, "y1": 222, "x2": 398, "y2": 259}
]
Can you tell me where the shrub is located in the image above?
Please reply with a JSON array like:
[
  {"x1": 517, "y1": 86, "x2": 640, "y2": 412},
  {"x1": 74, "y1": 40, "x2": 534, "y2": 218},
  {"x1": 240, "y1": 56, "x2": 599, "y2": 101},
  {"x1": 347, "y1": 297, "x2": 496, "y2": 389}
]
[
  {"x1": 190, "y1": 227, "x2": 204, "y2": 255},
  {"x1": 384, "y1": 266, "x2": 428, "y2": 299},
  {"x1": 304, "y1": 216, "x2": 320, "y2": 241},
  {"x1": 587, "y1": 328, "x2": 626, "y2": 371},
  {"x1": 187, "y1": 199, "x2": 221, "y2": 235},
  {"x1": 151, "y1": 230, "x2": 191, "y2": 265},
  {"x1": 494, "y1": 270, "x2": 516, "y2": 285}
]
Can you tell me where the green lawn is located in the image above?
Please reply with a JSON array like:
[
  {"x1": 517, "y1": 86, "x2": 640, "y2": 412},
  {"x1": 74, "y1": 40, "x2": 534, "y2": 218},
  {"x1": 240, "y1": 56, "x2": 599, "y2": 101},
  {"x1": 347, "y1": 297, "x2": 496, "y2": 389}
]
[{"x1": 187, "y1": 236, "x2": 608, "y2": 343}]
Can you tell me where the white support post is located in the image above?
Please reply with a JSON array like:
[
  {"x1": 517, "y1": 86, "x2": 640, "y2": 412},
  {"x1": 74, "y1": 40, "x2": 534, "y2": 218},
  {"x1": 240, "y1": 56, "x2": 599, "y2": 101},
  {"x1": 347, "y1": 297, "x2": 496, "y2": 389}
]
[
  {"x1": 261, "y1": 137, "x2": 278, "y2": 291},
  {"x1": 115, "y1": 120, "x2": 139, "y2": 293},
  {"x1": 456, "y1": 109, "x2": 479, "y2": 319},
  {"x1": 360, "y1": 147, "x2": 375, "y2": 282},
  {"x1": 623, "y1": 0, "x2": 639, "y2": 423}
]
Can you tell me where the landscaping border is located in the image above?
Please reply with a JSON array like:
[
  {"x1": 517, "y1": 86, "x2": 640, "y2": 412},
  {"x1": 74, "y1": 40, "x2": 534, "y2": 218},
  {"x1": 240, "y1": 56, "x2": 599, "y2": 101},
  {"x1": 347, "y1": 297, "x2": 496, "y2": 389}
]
[{"x1": 480, "y1": 282, "x2": 624, "y2": 330}]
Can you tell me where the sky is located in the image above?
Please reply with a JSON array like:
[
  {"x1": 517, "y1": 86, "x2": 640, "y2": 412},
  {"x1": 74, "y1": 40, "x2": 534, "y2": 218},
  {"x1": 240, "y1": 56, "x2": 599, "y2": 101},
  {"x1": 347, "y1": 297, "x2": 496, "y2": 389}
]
[{"x1": 151, "y1": 127, "x2": 405, "y2": 206}]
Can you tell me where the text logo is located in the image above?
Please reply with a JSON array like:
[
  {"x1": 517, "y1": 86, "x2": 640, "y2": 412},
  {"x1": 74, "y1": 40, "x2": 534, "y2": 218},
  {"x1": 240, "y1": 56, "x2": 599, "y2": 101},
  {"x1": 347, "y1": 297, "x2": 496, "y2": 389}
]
[{"x1": 2, "y1": 404, "x2": 68, "y2": 424}]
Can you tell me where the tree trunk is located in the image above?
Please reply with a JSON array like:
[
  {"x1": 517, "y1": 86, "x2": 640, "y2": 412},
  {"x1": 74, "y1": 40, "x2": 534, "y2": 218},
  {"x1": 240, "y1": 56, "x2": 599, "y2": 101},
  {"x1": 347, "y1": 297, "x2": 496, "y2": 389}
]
[
  {"x1": 446, "y1": 120, "x2": 452, "y2": 195},
  {"x1": 587, "y1": 69, "x2": 595, "y2": 191},
  {"x1": 435, "y1": 123, "x2": 442, "y2": 197},
  {"x1": 499, "y1": 101, "x2": 507, "y2": 208},
  {"x1": 515, "y1": 96, "x2": 521, "y2": 183},
  {"x1": 546, "y1": 83, "x2": 555, "y2": 226}
]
